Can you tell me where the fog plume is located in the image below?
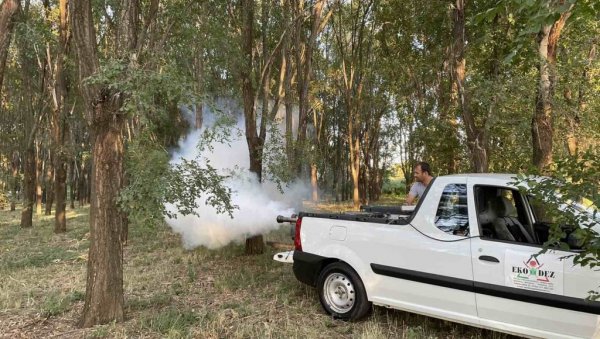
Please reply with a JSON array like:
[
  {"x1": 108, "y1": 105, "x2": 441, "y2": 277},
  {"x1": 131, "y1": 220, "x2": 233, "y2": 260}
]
[{"x1": 165, "y1": 106, "x2": 307, "y2": 249}]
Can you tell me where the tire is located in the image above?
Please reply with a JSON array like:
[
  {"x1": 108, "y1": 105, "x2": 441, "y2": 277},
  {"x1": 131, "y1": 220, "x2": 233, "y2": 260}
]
[{"x1": 317, "y1": 262, "x2": 371, "y2": 321}]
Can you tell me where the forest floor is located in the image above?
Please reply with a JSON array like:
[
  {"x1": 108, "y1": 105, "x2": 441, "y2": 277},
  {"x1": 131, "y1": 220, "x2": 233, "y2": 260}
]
[{"x1": 0, "y1": 200, "x2": 518, "y2": 339}]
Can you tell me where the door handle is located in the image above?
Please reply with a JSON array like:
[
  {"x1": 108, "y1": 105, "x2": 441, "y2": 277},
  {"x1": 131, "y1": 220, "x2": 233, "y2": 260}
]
[{"x1": 479, "y1": 255, "x2": 500, "y2": 263}]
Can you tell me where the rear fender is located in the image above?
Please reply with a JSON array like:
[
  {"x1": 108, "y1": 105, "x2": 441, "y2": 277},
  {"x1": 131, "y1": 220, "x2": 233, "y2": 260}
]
[{"x1": 314, "y1": 244, "x2": 373, "y2": 296}]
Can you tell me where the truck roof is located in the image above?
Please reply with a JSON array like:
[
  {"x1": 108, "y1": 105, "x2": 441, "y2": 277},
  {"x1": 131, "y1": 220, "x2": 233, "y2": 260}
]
[{"x1": 440, "y1": 173, "x2": 519, "y2": 181}]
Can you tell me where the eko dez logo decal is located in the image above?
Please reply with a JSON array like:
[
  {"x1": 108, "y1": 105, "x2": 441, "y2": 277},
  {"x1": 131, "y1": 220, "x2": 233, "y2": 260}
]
[
  {"x1": 505, "y1": 250, "x2": 564, "y2": 295},
  {"x1": 513, "y1": 256, "x2": 555, "y2": 282}
]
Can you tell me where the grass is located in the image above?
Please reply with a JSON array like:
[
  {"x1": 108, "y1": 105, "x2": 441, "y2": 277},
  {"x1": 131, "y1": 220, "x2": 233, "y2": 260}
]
[{"x1": 0, "y1": 202, "x2": 519, "y2": 339}]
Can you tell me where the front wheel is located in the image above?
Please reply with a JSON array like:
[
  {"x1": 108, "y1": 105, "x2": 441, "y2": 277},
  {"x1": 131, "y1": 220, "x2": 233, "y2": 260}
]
[{"x1": 317, "y1": 262, "x2": 371, "y2": 320}]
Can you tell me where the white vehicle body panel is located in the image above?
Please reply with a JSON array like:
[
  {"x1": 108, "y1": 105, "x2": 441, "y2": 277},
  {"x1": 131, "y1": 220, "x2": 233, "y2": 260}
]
[{"x1": 292, "y1": 174, "x2": 600, "y2": 338}]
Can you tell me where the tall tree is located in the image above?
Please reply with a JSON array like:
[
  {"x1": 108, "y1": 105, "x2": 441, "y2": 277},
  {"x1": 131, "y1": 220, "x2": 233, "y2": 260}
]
[
  {"x1": 532, "y1": 3, "x2": 573, "y2": 170},
  {"x1": 53, "y1": 0, "x2": 69, "y2": 232},
  {"x1": 43, "y1": 0, "x2": 70, "y2": 232},
  {"x1": 17, "y1": 0, "x2": 44, "y2": 229},
  {"x1": 452, "y1": 0, "x2": 488, "y2": 172},
  {"x1": 70, "y1": 0, "x2": 140, "y2": 327},
  {"x1": 239, "y1": 0, "x2": 264, "y2": 255}
]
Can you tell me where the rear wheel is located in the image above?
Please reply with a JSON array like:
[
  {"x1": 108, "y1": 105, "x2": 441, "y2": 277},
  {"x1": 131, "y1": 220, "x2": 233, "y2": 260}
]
[{"x1": 317, "y1": 262, "x2": 371, "y2": 320}]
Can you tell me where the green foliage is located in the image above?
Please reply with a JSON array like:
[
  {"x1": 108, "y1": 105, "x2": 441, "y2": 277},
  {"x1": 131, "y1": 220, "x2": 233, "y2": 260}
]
[
  {"x1": 514, "y1": 148, "x2": 599, "y2": 297},
  {"x1": 165, "y1": 158, "x2": 236, "y2": 218},
  {"x1": 382, "y1": 178, "x2": 406, "y2": 196},
  {"x1": 119, "y1": 137, "x2": 172, "y2": 229},
  {"x1": 120, "y1": 133, "x2": 237, "y2": 228},
  {"x1": 263, "y1": 121, "x2": 295, "y2": 191}
]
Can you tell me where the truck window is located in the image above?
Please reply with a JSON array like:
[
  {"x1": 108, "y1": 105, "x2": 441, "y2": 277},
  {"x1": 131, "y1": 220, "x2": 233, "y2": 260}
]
[
  {"x1": 435, "y1": 184, "x2": 469, "y2": 235},
  {"x1": 475, "y1": 186, "x2": 536, "y2": 244}
]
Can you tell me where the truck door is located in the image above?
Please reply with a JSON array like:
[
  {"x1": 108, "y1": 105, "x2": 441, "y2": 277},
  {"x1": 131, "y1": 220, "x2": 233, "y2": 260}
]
[
  {"x1": 366, "y1": 177, "x2": 478, "y2": 325},
  {"x1": 468, "y1": 183, "x2": 600, "y2": 338}
]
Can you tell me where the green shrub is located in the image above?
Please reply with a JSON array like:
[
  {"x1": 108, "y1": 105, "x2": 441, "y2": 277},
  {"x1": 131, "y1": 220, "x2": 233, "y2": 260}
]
[{"x1": 514, "y1": 148, "x2": 599, "y2": 297}]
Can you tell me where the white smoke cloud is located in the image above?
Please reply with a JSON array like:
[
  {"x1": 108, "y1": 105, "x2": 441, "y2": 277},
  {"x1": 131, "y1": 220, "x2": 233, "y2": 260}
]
[{"x1": 165, "y1": 103, "x2": 308, "y2": 249}]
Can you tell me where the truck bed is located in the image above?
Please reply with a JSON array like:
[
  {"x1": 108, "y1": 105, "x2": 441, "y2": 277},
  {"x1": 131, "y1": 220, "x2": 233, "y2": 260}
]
[{"x1": 298, "y1": 205, "x2": 414, "y2": 225}]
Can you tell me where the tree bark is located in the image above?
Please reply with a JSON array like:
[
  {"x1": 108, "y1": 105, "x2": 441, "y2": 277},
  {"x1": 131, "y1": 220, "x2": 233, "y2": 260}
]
[
  {"x1": 564, "y1": 43, "x2": 595, "y2": 156},
  {"x1": 310, "y1": 163, "x2": 318, "y2": 201},
  {"x1": 80, "y1": 106, "x2": 125, "y2": 327},
  {"x1": 532, "y1": 7, "x2": 572, "y2": 170},
  {"x1": 349, "y1": 131, "x2": 360, "y2": 210},
  {"x1": 69, "y1": 159, "x2": 76, "y2": 209},
  {"x1": 0, "y1": 0, "x2": 20, "y2": 96},
  {"x1": 240, "y1": 0, "x2": 264, "y2": 255},
  {"x1": 49, "y1": 0, "x2": 69, "y2": 233},
  {"x1": 17, "y1": 2, "x2": 40, "y2": 228},
  {"x1": 282, "y1": 1, "x2": 294, "y2": 170},
  {"x1": 10, "y1": 151, "x2": 19, "y2": 211},
  {"x1": 35, "y1": 142, "x2": 43, "y2": 215},
  {"x1": 20, "y1": 146, "x2": 35, "y2": 228},
  {"x1": 45, "y1": 155, "x2": 54, "y2": 216},
  {"x1": 439, "y1": 46, "x2": 459, "y2": 174},
  {"x1": 452, "y1": 0, "x2": 488, "y2": 173}
]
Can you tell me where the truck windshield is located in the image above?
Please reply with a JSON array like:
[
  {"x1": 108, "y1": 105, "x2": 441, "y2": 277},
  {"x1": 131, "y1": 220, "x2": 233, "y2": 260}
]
[{"x1": 528, "y1": 195, "x2": 599, "y2": 225}]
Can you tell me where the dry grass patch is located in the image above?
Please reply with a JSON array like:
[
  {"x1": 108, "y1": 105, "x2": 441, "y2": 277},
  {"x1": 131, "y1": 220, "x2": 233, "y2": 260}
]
[{"x1": 0, "y1": 202, "x2": 519, "y2": 338}]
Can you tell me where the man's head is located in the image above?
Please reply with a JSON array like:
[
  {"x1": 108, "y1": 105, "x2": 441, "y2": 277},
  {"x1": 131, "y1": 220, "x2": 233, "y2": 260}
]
[{"x1": 414, "y1": 162, "x2": 432, "y2": 183}]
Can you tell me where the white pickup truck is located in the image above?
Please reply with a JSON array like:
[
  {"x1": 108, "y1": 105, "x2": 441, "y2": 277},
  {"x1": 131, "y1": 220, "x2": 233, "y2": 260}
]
[{"x1": 275, "y1": 174, "x2": 600, "y2": 339}]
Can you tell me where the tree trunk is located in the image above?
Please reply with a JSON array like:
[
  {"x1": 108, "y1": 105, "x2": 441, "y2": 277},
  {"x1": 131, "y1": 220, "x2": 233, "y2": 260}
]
[
  {"x1": 0, "y1": 0, "x2": 20, "y2": 96},
  {"x1": 532, "y1": 7, "x2": 572, "y2": 171},
  {"x1": 439, "y1": 46, "x2": 459, "y2": 174},
  {"x1": 240, "y1": 0, "x2": 264, "y2": 255},
  {"x1": 51, "y1": 0, "x2": 69, "y2": 233},
  {"x1": 282, "y1": 2, "x2": 294, "y2": 170},
  {"x1": 311, "y1": 163, "x2": 318, "y2": 201},
  {"x1": 69, "y1": 159, "x2": 76, "y2": 209},
  {"x1": 532, "y1": 24, "x2": 553, "y2": 171},
  {"x1": 20, "y1": 146, "x2": 35, "y2": 228},
  {"x1": 77, "y1": 160, "x2": 85, "y2": 206},
  {"x1": 45, "y1": 157, "x2": 54, "y2": 216},
  {"x1": 11, "y1": 151, "x2": 19, "y2": 211},
  {"x1": 564, "y1": 43, "x2": 595, "y2": 156},
  {"x1": 54, "y1": 155, "x2": 67, "y2": 232},
  {"x1": 35, "y1": 144, "x2": 43, "y2": 215},
  {"x1": 245, "y1": 235, "x2": 264, "y2": 255},
  {"x1": 80, "y1": 109, "x2": 125, "y2": 327},
  {"x1": 349, "y1": 128, "x2": 360, "y2": 210},
  {"x1": 240, "y1": 0, "x2": 259, "y2": 180},
  {"x1": 452, "y1": 0, "x2": 488, "y2": 173}
]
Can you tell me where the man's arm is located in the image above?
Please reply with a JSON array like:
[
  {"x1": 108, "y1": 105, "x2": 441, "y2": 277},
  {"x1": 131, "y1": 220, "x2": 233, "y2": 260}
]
[
  {"x1": 405, "y1": 193, "x2": 416, "y2": 205},
  {"x1": 405, "y1": 183, "x2": 418, "y2": 205}
]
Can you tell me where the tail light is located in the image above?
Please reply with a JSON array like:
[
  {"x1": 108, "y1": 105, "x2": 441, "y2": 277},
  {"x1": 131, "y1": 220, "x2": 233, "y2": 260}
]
[{"x1": 294, "y1": 217, "x2": 302, "y2": 251}]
